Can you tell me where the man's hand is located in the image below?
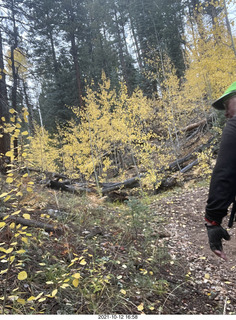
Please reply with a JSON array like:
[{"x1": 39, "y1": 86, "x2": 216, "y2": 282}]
[{"x1": 206, "y1": 224, "x2": 230, "y2": 261}]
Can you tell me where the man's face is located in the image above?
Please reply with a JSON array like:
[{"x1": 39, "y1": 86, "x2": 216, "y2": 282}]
[{"x1": 224, "y1": 96, "x2": 236, "y2": 118}]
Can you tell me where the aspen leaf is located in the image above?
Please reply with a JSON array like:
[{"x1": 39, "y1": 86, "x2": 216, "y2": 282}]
[
  {"x1": 27, "y1": 296, "x2": 36, "y2": 302},
  {"x1": 35, "y1": 292, "x2": 44, "y2": 300},
  {"x1": 23, "y1": 214, "x2": 31, "y2": 220},
  {"x1": 6, "y1": 177, "x2": 13, "y2": 183},
  {"x1": 9, "y1": 222, "x2": 16, "y2": 229},
  {"x1": 0, "y1": 222, "x2": 6, "y2": 228},
  {"x1": 3, "y1": 195, "x2": 11, "y2": 202},
  {"x1": 51, "y1": 289, "x2": 58, "y2": 297},
  {"x1": 60, "y1": 283, "x2": 70, "y2": 289},
  {"x1": 23, "y1": 173, "x2": 28, "y2": 177},
  {"x1": 22, "y1": 131, "x2": 28, "y2": 136},
  {"x1": 17, "y1": 298, "x2": 26, "y2": 305},
  {"x1": 72, "y1": 273, "x2": 81, "y2": 279},
  {"x1": 0, "y1": 269, "x2": 8, "y2": 274},
  {"x1": 21, "y1": 237, "x2": 28, "y2": 244},
  {"x1": 38, "y1": 297, "x2": 46, "y2": 302},
  {"x1": 137, "y1": 303, "x2": 144, "y2": 311},
  {"x1": 9, "y1": 108, "x2": 15, "y2": 114},
  {"x1": 12, "y1": 210, "x2": 21, "y2": 216},
  {"x1": 16, "y1": 249, "x2": 25, "y2": 254},
  {"x1": 18, "y1": 271, "x2": 27, "y2": 280},
  {"x1": 80, "y1": 259, "x2": 86, "y2": 265},
  {"x1": 27, "y1": 187, "x2": 33, "y2": 192},
  {"x1": 5, "y1": 248, "x2": 13, "y2": 254},
  {"x1": 1, "y1": 116, "x2": 5, "y2": 122},
  {"x1": 204, "y1": 273, "x2": 210, "y2": 280},
  {"x1": 120, "y1": 289, "x2": 126, "y2": 295},
  {"x1": 72, "y1": 278, "x2": 79, "y2": 288},
  {"x1": 0, "y1": 192, "x2": 8, "y2": 198}
]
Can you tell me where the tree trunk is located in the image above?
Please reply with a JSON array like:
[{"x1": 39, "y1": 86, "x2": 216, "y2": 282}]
[
  {"x1": 128, "y1": 13, "x2": 143, "y2": 70},
  {"x1": 70, "y1": 32, "x2": 83, "y2": 108},
  {"x1": 223, "y1": 0, "x2": 236, "y2": 58},
  {"x1": 113, "y1": 8, "x2": 131, "y2": 95},
  {"x1": 22, "y1": 79, "x2": 35, "y2": 135},
  {"x1": 0, "y1": 28, "x2": 10, "y2": 173}
]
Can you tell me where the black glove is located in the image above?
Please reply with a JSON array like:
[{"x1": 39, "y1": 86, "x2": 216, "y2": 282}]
[{"x1": 206, "y1": 224, "x2": 230, "y2": 252}]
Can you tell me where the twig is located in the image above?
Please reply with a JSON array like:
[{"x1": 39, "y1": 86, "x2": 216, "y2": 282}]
[{"x1": 159, "y1": 282, "x2": 186, "y2": 314}]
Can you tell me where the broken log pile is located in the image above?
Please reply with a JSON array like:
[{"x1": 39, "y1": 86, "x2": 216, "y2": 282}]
[{"x1": 37, "y1": 134, "x2": 217, "y2": 198}]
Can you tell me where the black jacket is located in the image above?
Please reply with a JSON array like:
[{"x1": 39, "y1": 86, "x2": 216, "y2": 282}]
[{"x1": 205, "y1": 116, "x2": 236, "y2": 224}]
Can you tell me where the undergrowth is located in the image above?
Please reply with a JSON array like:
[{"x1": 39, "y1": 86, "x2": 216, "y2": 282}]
[{"x1": 0, "y1": 178, "x2": 178, "y2": 315}]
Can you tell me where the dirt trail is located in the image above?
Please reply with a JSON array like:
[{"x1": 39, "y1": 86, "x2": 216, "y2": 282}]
[{"x1": 153, "y1": 186, "x2": 236, "y2": 314}]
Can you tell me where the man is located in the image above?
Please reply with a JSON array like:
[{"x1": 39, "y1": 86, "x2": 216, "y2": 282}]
[{"x1": 205, "y1": 81, "x2": 236, "y2": 261}]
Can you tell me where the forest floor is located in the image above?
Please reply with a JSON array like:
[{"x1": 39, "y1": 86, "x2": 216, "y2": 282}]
[
  {"x1": 153, "y1": 183, "x2": 236, "y2": 314},
  {"x1": 1, "y1": 179, "x2": 236, "y2": 315}
]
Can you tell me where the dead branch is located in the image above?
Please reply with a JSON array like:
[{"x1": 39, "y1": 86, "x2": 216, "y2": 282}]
[
  {"x1": 181, "y1": 119, "x2": 207, "y2": 132},
  {"x1": 0, "y1": 213, "x2": 63, "y2": 235}
]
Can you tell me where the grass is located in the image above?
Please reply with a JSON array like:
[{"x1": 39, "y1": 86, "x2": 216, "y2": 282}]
[{"x1": 1, "y1": 179, "x2": 204, "y2": 315}]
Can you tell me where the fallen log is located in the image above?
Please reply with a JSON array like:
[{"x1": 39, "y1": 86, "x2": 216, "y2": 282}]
[
  {"x1": 182, "y1": 119, "x2": 207, "y2": 132},
  {"x1": 101, "y1": 176, "x2": 142, "y2": 194},
  {"x1": 0, "y1": 213, "x2": 63, "y2": 235}
]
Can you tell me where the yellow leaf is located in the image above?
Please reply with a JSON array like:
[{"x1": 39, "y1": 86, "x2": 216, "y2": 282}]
[
  {"x1": 21, "y1": 237, "x2": 28, "y2": 244},
  {"x1": 27, "y1": 296, "x2": 36, "y2": 302},
  {"x1": 204, "y1": 273, "x2": 210, "y2": 280},
  {"x1": 0, "y1": 269, "x2": 8, "y2": 274},
  {"x1": 16, "y1": 123, "x2": 21, "y2": 128},
  {"x1": 26, "y1": 187, "x2": 33, "y2": 193},
  {"x1": 72, "y1": 273, "x2": 81, "y2": 279},
  {"x1": 0, "y1": 222, "x2": 6, "y2": 228},
  {"x1": 38, "y1": 297, "x2": 46, "y2": 302},
  {"x1": 137, "y1": 303, "x2": 144, "y2": 311},
  {"x1": 3, "y1": 195, "x2": 11, "y2": 202},
  {"x1": 0, "y1": 192, "x2": 8, "y2": 198},
  {"x1": 17, "y1": 271, "x2": 27, "y2": 281},
  {"x1": 60, "y1": 283, "x2": 70, "y2": 289},
  {"x1": 5, "y1": 248, "x2": 13, "y2": 254},
  {"x1": 9, "y1": 222, "x2": 16, "y2": 229},
  {"x1": 16, "y1": 249, "x2": 25, "y2": 254},
  {"x1": 6, "y1": 177, "x2": 13, "y2": 184},
  {"x1": 22, "y1": 131, "x2": 28, "y2": 136},
  {"x1": 9, "y1": 108, "x2": 16, "y2": 114},
  {"x1": 12, "y1": 210, "x2": 21, "y2": 216},
  {"x1": 51, "y1": 289, "x2": 58, "y2": 297},
  {"x1": 17, "y1": 298, "x2": 26, "y2": 305},
  {"x1": 1, "y1": 116, "x2": 5, "y2": 122},
  {"x1": 46, "y1": 281, "x2": 54, "y2": 284},
  {"x1": 120, "y1": 289, "x2": 126, "y2": 295},
  {"x1": 23, "y1": 214, "x2": 30, "y2": 220},
  {"x1": 10, "y1": 256, "x2": 15, "y2": 264},
  {"x1": 35, "y1": 292, "x2": 44, "y2": 300},
  {"x1": 72, "y1": 279, "x2": 79, "y2": 288},
  {"x1": 23, "y1": 173, "x2": 28, "y2": 178},
  {"x1": 80, "y1": 259, "x2": 86, "y2": 265}
]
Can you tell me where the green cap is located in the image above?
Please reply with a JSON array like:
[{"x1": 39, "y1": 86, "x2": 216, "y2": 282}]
[{"x1": 212, "y1": 81, "x2": 236, "y2": 110}]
